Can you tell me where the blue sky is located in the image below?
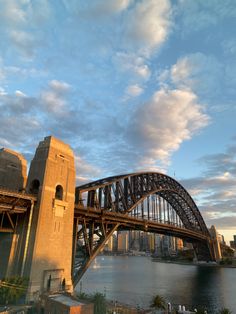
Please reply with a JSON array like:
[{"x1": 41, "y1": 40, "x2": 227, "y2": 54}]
[{"x1": 0, "y1": 0, "x2": 236, "y2": 243}]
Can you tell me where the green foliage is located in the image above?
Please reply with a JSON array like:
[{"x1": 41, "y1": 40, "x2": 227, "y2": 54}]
[
  {"x1": 92, "y1": 292, "x2": 107, "y2": 314},
  {"x1": 150, "y1": 294, "x2": 166, "y2": 310},
  {"x1": 0, "y1": 276, "x2": 28, "y2": 305},
  {"x1": 76, "y1": 291, "x2": 90, "y2": 300},
  {"x1": 220, "y1": 258, "x2": 233, "y2": 265},
  {"x1": 194, "y1": 309, "x2": 207, "y2": 314},
  {"x1": 217, "y1": 308, "x2": 232, "y2": 314},
  {"x1": 76, "y1": 291, "x2": 107, "y2": 314}
]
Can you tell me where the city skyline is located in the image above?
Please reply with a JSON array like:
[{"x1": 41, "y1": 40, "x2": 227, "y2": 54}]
[{"x1": 0, "y1": 1, "x2": 236, "y2": 242}]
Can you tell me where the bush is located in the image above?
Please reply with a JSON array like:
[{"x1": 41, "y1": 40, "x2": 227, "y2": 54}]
[
  {"x1": 76, "y1": 291, "x2": 107, "y2": 314},
  {"x1": 92, "y1": 292, "x2": 107, "y2": 314},
  {"x1": 0, "y1": 276, "x2": 28, "y2": 305},
  {"x1": 150, "y1": 294, "x2": 166, "y2": 310},
  {"x1": 217, "y1": 308, "x2": 232, "y2": 314}
]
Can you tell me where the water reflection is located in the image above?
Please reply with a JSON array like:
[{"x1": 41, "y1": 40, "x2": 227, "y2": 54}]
[
  {"x1": 190, "y1": 266, "x2": 224, "y2": 313},
  {"x1": 79, "y1": 256, "x2": 236, "y2": 313}
]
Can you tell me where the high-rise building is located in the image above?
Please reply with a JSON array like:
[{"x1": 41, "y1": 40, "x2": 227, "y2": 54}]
[
  {"x1": 129, "y1": 231, "x2": 140, "y2": 251},
  {"x1": 147, "y1": 233, "x2": 155, "y2": 252},
  {"x1": 104, "y1": 235, "x2": 114, "y2": 252},
  {"x1": 162, "y1": 235, "x2": 170, "y2": 256},
  {"x1": 230, "y1": 235, "x2": 236, "y2": 250},
  {"x1": 154, "y1": 234, "x2": 163, "y2": 256},
  {"x1": 176, "y1": 238, "x2": 184, "y2": 250},
  {"x1": 117, "y1": 231, "x2": 129, "y2": 253}
]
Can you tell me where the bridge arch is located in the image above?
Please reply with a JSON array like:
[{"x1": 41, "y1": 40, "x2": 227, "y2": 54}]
[
  {"x1": 76, "y1": 172, "x2": 209, "y2": 235},
  {"x1": 73, "y1": 172, "x2": 214, "y2": 286}
]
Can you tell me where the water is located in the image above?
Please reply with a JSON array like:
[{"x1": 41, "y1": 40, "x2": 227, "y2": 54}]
[{"x1": 76, "y1": 256, "x2": 236, "y2": 313}]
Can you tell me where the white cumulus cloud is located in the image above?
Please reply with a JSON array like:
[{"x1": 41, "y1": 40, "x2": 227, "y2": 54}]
[
  {"x1": 125, "y1": 84, "x2": 143, "y2": 98},
  {"x1": 159, "y1": 53, "x2": 224, "y2": 103},
  {"x1": 114, "y1": 52, "x2": 151, "y2": 80},
  {"x1": 128, "y1": 88, "x2": 209, "y2": 167},
  {"x1": 124, "y1": 0, "x2": 172, "y2": 55},
  {"x1": 40, "y1": 80, "x2": 71, "y2": 114}
]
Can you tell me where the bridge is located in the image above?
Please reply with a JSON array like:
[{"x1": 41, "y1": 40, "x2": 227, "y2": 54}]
[{"x1": 0, "y1": 137, "x2": 225, "y2": 301}]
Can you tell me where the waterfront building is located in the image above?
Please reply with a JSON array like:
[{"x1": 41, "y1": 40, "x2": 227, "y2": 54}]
[
  {"x1": 147, "y1": 233, "x2": 155, "y2": 252},
  {"x1": 104, "y1": 235, "x2": 114, "y2": 252},
  {"x1": 129, "y1": 230, "x2": 140, "y2": 251},
  {"x1": 176, "y1": 238, "x2": 184, "y2": 251},
  {"x1": 154, "y1": 234, "x2": 162, "y2": 256},
  {"x1": 217, "y1": 233, "x2": 225, "y2": 245},
  {"x1": 117, "y1": 231, "x2": 129, "y2": 253},
  {"x1": 139, "y1": 231, "x2": 148, "y2": 251},
  {"x1": 162, "y1": 235, "x2": 170, "y2": 256},
  {"x1": 230, "y1": 235, "x2": 236, "y2": 250}
]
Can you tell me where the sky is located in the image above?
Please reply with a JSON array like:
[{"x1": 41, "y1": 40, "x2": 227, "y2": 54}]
[{"x1": 0, "y1": 0, "x2": 236, "y2": 243}]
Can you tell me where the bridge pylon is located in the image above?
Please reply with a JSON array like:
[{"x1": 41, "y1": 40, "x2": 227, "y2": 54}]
[
  {"x1": 209, "y1": 225, "x2": 222, "y2": 261},
  {"x1": 0, "y1": 149, "x2": 28, "y2": 278},
  {"x1": 23, "y1": 136, "x2": 75, "y2": 300}
]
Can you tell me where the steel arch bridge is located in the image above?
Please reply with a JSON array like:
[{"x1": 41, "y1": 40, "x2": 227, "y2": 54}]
[{"x1": 73, "y1": 172, "x2": 215, "y2": 287}]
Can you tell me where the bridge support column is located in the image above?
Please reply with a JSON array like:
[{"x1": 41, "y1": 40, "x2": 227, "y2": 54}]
[
  {"x1": 209, "y1": 225, "x2": 222, "y2": 261},
  {"x1": 0, "y1": 149, "x2": 27, "y2": 278},
  {"x1": 23, "y1": 136, "x2": 75, "y2": 301}
]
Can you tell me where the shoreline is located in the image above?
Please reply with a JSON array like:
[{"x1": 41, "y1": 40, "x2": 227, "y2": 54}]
[
  {"x1": 151, "y1": 257, "x2": 236, "y2": 268},
  {"x1": 100, "y1": 253, "x2": 236, "y2": 268}
]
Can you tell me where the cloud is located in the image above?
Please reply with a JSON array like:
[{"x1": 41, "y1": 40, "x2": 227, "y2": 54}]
[
  {"x1": 75, "y1": 155, "x2": 102, "y2": 185},
  {"x1": 127, "y1": 88, "x2": 209, "y2": 168},
  {"x1": 0, "y1": 1, "x2": 26, "y2": 26},
  {"x1": 86, "y1": 0, "x2": 133, "y2": 15},
  {"x1": 0, "y1": 0, "x2": 51, "y2": 58},
  {"x1": 222, "y1": 38, "x2": 236, "y2": 56},
  {"x1": 125, "y1": 84, "x2": 143, "y2": 98},
  {"x1": 159, "y1": 53, "x2": 224, "y2": 102},
  {"x1": 114, "y1": 52, "x2": 151, "y2": 80},
  {"x1": 181, "y1": 141, "x2": 236, "y2": 233},
  {"x1": 40, "y1": 80, "x2": 71, "y2": 114},
  {"x1": 62, "y1": 0, "x2": 133, "y2": 17},
  {"x1": 124, "y1": 0, "x2": 172, "y2": 55},
  {"x1": 177, "y1": 0, "x2": 236, "y2": 34},
  {"x1": 9, "y1": 30, "x2": 36, "y2": 58},
  {"x1": 0, "y1": 57, "x2": 46, "y2": 82},
  {"x1": 0, "y1": 64, "x2": 5, "y2": 81},
  {"x1": 0, "y1": 79, "x2": 74, "y2": 150}
]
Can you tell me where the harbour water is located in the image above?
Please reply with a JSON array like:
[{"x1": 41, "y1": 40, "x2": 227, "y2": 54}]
[{"x1": 76, "y1": 256, "x2": 236, "y2": 313}]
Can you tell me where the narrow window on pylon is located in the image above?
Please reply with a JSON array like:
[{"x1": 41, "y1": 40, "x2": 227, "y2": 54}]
[{"x1": 55, "y1": 185, "x2": 63, "y2": 200}]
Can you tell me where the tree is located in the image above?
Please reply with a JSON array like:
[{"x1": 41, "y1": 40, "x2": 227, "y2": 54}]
[
  {"x1": 92, "y1": 292, "x2": 107, "y2": 314},
  {"x1": 76, "y1": 291, "x2": 107, "y2": 314},
  {"x1": 218, "y1": 308, "x2": 232, "y2": 314},
  {"x1": 0, "y1": 277, "x2": 28, "y2": 305},
  {"x1": 150, "y1": 294, "x2": 166, "y2": 312}
]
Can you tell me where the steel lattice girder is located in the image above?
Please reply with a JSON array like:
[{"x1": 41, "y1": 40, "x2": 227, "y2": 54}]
[
  {"x1": 73, "y1": 172, "x2": 213, "y2": 286},
  {"x1": 76, "y1": 172, "x2": 209, "y2": 236},
  {"x1": 0, "y1": 188, "x2": 36, "y2": 232}
]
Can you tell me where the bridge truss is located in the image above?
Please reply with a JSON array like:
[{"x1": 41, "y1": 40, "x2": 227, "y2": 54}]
[
  {"x1": 73, "y1": 172, "x2": 214, "y2": 287},
  {"x1": 0, "y1": 188, "x2": 36, "y2": 233}
]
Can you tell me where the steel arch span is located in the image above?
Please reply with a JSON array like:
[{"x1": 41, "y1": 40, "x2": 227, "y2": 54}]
[{"x1": 73, "y1": 172, "x2": 215, "y2": 287}]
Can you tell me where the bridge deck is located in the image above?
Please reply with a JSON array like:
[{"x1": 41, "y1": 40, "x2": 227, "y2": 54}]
[
  {"x1": 0, "y1": 188, "x2": 36, "y2": 213},
  {"x1": 74, "y1": 205, "x2": 209, "y2": 242},
  {"x1": 0, "y1": 188, "x2": 36, "y2": 232}
]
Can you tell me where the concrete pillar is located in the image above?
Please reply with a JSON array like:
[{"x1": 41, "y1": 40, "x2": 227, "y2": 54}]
[
  {"x1": 23, "y1": 136, "x2": 75, "y2": 301},
  {"x1": 209, "y1": 225, "x2": 222, "y2": 261},
  {"x1": 0, "y1": 149, "x2": 28, "y2": 278},
  {"x1": 0, "y1": 148, "x2": 27, "y2": 191}
]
